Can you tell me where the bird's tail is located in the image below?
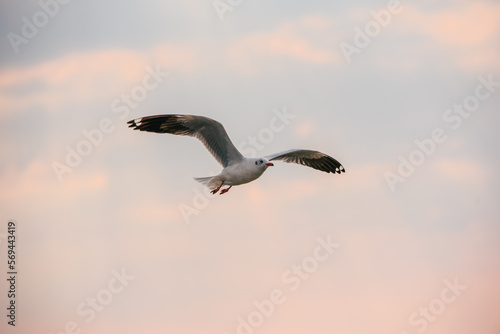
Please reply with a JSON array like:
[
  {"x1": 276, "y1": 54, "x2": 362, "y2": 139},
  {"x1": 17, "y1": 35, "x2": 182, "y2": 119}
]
[{"x1": 194, "y1": 176, "x2": 220, "y2": 189}]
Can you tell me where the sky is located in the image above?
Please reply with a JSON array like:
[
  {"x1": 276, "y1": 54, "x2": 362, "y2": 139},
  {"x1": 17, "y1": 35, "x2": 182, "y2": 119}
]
[{"x1": 0, "y1": 0, "x2": 499, "y2": 333}]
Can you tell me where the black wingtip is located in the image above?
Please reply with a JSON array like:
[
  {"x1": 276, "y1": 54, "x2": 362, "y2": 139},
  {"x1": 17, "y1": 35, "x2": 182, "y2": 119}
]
[{"x1": 127, "y1": 119, "x2": 139, "y2": 129}]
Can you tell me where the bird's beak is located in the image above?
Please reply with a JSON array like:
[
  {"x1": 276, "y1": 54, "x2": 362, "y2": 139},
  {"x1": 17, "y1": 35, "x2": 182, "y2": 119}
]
[{"x1": 266, "y1": 162, "x2": 274, "y2": 166}]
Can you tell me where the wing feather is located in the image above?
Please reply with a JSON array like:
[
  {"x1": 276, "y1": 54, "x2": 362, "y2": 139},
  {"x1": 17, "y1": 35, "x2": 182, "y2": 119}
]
[
  {"x1": 127, "y1": 114, "x2": 244, "y2": 167},
  {"x1": 266, "y1": 149, "x2": 345, "y2": 174}
]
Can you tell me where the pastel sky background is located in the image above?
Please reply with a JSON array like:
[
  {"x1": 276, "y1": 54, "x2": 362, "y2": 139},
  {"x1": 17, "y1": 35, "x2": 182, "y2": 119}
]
[{"x1": 1, "y1": 0, "x2": 499, "y2": 333}]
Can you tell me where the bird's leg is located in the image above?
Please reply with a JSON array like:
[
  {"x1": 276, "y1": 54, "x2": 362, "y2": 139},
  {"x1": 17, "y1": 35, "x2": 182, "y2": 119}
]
[
  {"x1": 219, "y1": 185, "x2": 232, "y2": 195},
  {"x1": 211, "y1": 182, "x2": 224, "y2": 195}
]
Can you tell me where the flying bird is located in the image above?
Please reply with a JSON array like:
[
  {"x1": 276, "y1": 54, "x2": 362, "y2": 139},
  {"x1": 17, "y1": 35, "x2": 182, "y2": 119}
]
[{"x1": 127, "y1": 114, "x2": 345, "y2": 195}]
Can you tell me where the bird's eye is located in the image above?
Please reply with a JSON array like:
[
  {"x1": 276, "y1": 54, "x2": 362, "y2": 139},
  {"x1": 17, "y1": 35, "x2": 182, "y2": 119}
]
[{"x1": 259, "y1": 159, "x2": 263, "y2": 163}]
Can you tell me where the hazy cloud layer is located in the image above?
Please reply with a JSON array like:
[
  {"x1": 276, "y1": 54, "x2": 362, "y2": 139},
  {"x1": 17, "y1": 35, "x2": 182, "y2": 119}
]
[{"x1": 1, "y1": 0, "x2": 499, "y2": 333}]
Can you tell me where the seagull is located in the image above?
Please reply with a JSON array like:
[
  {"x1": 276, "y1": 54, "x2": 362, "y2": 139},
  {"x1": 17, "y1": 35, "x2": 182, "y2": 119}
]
[{"x1": 127, "y1": 114, "x2": 345, "y2": 195}]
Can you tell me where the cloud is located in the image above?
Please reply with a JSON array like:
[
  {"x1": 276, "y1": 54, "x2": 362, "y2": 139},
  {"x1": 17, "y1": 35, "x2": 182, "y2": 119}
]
[
  {"x1": 396, "y1": 2, "x2": 500, "y2": 72},
  {"x1": 1, "y1": 50, "x2": 144, "y2": 113},
  {"x1": 423, "y1": 3, "x2": 498, "y2": 48},
  {"x1": 224, "y1": 1, "x2": 499, "y2": 75},
  {"x1": 294, "y1": 120, "x2": 316, "y2": 138},
  {"x1": 227, "y1": 16, "x2": 343, "y2": 75},
  {"x1": 120, "y1": 201, "x2": 183, "y2": 225},
  {"x1": 432, "y1": 158, "x2": 488, "y2": 186},
  {"x1": 1, "y1": 2, "x2": 499, "y2": 333},
  {"x1": 0, "y1": 159, "x2": 107, "y2": 203},
  {"x1": 0, "y1": 44, "x2": 200, "y2": 117}
]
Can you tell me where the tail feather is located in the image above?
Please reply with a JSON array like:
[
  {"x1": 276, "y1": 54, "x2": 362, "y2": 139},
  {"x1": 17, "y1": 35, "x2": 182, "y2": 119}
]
[
  {"x1": 194, "y1": 176, "x2": 213, "y2": 186},
  {"x1": 194, "y1": 176, "x2": 220, "y2": 189}
]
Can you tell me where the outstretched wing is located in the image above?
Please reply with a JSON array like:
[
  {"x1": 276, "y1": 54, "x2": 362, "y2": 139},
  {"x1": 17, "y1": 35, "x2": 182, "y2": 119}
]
[
  {"x1": 127, "y1": 114, "x2": 244, "y2": 167},
  {"x1": 266, "y1": 149, "x2": 345, "y2": 174}
]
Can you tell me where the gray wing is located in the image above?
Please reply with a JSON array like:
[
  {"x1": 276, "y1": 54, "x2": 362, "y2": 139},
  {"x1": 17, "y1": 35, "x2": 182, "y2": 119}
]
[
  {"x1": 266, "y1": 149, "x2": 345, "y2": 174},
  {"x1": 127, "y1": 114, "x2": 244, "y2": 167}
]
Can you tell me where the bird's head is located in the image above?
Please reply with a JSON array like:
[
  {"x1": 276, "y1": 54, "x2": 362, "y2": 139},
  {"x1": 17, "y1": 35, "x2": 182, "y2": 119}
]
[{"x1": 254, "y1": 158, "x2": 274, "y2": 168}]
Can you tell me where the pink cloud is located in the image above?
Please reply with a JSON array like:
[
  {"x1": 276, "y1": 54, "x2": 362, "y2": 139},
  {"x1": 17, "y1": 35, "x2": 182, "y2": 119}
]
[
  {"x1": 400, "y1": 2, "x2": 500, "y2": 71},
  {"x1": 432, "y1": 158, "x2": 488, "y2": 186},
  {"x1": 227, "y1": 19, "x2": 342, "y2": 75},
  {"x1": 416, "y1": 3, "x2": 499, "y2": 49},
  {"x1": 0, "y1": 44, "x2": 199, "y2": 115},
  {"x1": 0, "y1": 159, "x2": 107, "y2": 202},
  {"x1": 120, "y1": 201, "x2": 183, "y2": 225},
  {"x1": 294, "y1": 120, "x2": 316, "y2": 138}
]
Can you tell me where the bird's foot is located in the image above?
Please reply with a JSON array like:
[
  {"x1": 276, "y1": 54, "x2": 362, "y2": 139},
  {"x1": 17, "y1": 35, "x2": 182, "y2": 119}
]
[
  {"x1": 211, "y1": 182, "x2": 223, "y2": 195},
  {"x1": 219, "y1": 186, "x2": 232, "y2": 195}
]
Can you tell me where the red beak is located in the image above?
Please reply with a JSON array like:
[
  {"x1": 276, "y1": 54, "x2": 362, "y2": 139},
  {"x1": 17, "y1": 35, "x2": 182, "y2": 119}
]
[{"x1": 266, "y1": 162, "x2": 274, "y2": 166}]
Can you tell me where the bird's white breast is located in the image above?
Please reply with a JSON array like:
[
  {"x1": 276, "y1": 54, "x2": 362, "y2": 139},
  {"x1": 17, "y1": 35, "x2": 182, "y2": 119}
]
[{"x1": 220, "y1": 159, "x2": 266, "y2": 186}]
